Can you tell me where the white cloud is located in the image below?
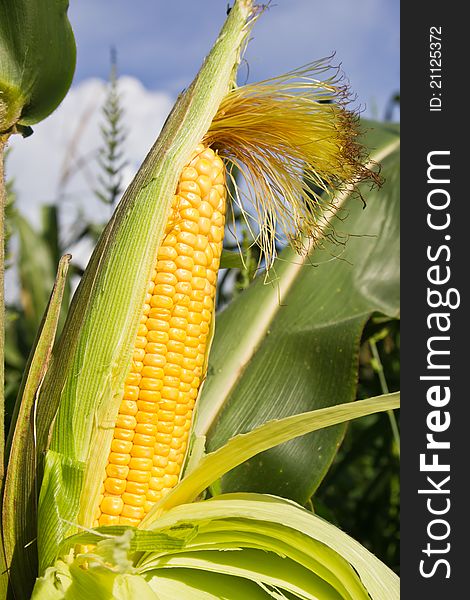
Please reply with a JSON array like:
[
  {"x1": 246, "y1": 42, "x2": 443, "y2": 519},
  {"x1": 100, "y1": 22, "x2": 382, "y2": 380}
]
[{"x1": 6, "y1": 76, "x2": 173, "y2": 223}]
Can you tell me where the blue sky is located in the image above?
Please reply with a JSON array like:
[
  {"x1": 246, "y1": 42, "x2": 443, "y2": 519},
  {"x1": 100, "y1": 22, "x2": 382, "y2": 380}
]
[{"x1": 69, "y1": 0, "x2": 399, "y2": 118}]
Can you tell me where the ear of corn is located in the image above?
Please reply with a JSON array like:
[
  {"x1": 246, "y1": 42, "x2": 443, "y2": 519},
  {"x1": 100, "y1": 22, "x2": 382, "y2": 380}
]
[{"x1": 35, "y1": 0, "x2": 255, "y2": 575}]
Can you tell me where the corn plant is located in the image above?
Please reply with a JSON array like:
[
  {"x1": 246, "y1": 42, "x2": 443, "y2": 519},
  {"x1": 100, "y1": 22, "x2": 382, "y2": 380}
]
[{"x1": 1, "y1": 1, "x2": 400, "y2": 598}]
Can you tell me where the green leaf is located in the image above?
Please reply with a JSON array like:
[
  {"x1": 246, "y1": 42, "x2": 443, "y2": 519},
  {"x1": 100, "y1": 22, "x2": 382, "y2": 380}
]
[
  {"x1": 0, "y1": 0, "x2": 76, "y2": 131},
  {"x1": 220, "y1": 249, "x2": 245, "y2": 269},
  {"x1": 143, "y1": 393, "x2": 399, "y2": 523},
  {"x1": 2, "y1": 255, "x2": 71, "y2": 599},
  {"x1": 143, "y1": 493, "x2": 398, "y2": 600},
  {"x1": 195, "y1": 122, "x2": 400, "y2": 503},
  {"x1": 32, "y1": 492, "x2": 397, "y2": 599},
  {"x1": 14, "y1": 211, "x2": 57, "y2": 336}
]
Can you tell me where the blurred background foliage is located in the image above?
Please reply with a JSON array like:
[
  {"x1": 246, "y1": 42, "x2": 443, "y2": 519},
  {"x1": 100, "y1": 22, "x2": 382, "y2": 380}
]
[{"x1": 3, "y1": 58, "x2": 400, "y2": 573}]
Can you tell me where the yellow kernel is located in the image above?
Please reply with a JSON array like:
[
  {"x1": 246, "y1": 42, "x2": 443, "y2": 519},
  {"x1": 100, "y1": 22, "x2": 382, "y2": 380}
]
[
  {"x1": 109, "y1": 453, "x2": 130, "y2": 466},
  {"x1": 104, "y1": 478, "x2": 126, "y2": 495},
  {"x1": 178, "y1": 180, "x2": 200, "y2": 196},
  {"x1": 115, "y1": 415, "x2": 136, "y2": 430},
  {"x1": 136, "y1": 423, "x2": 157, "y2": 436},
  {"x1": 120, "y1": 401, "x2": 138, "y2": 419},
  {"x1": 211, "y1": 211, "x2": 224, "y2": 227},
  {"x1": 141, "y1": 366, "x2": 163, "y2": 380},
  {"x1": 191, "y1": 289, "x2": 205, "y2": 303},
  {"x1": 175, "y1": 268, "x2": 192, "y2": 283},
  {"x1": 185, "y1": 339, "x2": 199, "y2": 352},
  {"x1": 100, "y1": 514, "x2": 120, "y2": 526},
  {"x1": 193, "y1": 250, "x2": 207, "y2": 266},
  {"x1": 156, "y1": 260, "x2": 177, "y2": 273},
  {"x1": 160, "y1": 399, "x2": 177, "y2": 412},
  {"x1": 147, "y1": 316, "x2": 170, "y2": 330},
  {"x1": 199, "y1": 217, "x2": 211, "y2": 235},
  {"x1": 209, "y1": 225, "x2": 223, "y2": 243},
  {"x1": 164, "y1": 364, "x2": 182, "y2": 379},
  {"x1": 145, "y1": 342, "x2": 167, "y2": 355},
  {"x1": 185, "y1": 323, "x2": 200, "y2": 337},
  {"x1": 197, "y1": 175, "x2": 212, "y2": 197},
  {"x1": 126, "y1": 481, "x2": 149, "y2": 495},
  {"x1": 167, "y1": 339, "x2": 184, "y2": 354},
  {"x1": 133, "y1": 348, "x2": 145, "y2": 362},
  {"x1": 180, "y1": 369, "x2": 194, "y2": 383},
  {"x1": 204, "y1": 244, "x2": 214, "y2": 264},
  {"x1": 191, "y1": 276, "x2": 206, "y2": 290},
  {"x1": 198, "y1": 200, "x2": 213, "y2": 218},
  {"x1": 101, "y1": 496, "x2": 123, "y2": 516},
  {"x1": 173, "y1": 304, "x2": 189, "y2": 318},
  {"x1": 106, "y1": 464, "x2": 129, "y2": 479},
  {"x1": 154, "y1": 284, "x2": 175, "y2": 298},
  {"x1": 150, "y1": 294, "x2": 173, "y2": 310},
  {"x1": 111, "y1": 439, "x2": 132, "y2": 454},
  {"x1": 121, "y1": 505, "x2": 145, "y2": 520},
  {"x1": 127, "y1": 468, "x2": 151, "y2": 483},
  {"x1": 149, "y1": 478, "x2": 164, "y2": 492},
  {"x1": 181, "y1": 166, "x2": 198, "y2": 181},
  {"x1": 126, "y1": 371, "x2": 141, "y2": 386},
  {"x1": 165, "y1": 462, "x2": 180, "y2": 475},
  {"x1": 175, "y1": 256, "x2": 194, "y2": 272},
  {"x1": 133, "y1": 433, "x2": 155, "y2": 447},
  {"x1": 147, "y1": 330, "x2": 169, "y2": 344},
  {"x1": 153, "y1": 455, "x2": 168, "y2": 468},
  {"x1": 155, "y1": 432, "x2": 172, "y2": 444},
  {"x1": 176, "y1": 403, "x2": 190, "y2": 415},
  {"x1": 166, "y1": 352, "x2": 183, "y2": 366},
  {"x1": 175, "y1": 281, "x2": 192, "y2": 296},
  {"x1": 132, "y1": 361, "x2": 144, "y2": 373},
  {"x1": 138, "y1": 391, "x2": 161, "y2": 405},
  {"x1": 194, "y1": 235, "x2": 208, "y2": 251},
  {"x1": 158, "y1": 246, "x2": 177, "y2": 260},
  {"x1": 154, "y1": 443, "x2": 170, "y2": 457},
  {"x1": 155, "y1": 272, "x2": 177, "y2": 287},
  {"x1": 140, "y1": 378, "x2": 162, "y2": 392},
  {"x1": 147, "y1": 489, "x2": 162, "y2": 503},
  {"x1": 158, "y1": 421, "x2": 175, "y2": 434},
  {"x1": 136, "y1": 412, "x2": 158, "y2": 425},
  {"x1": 179, "y1": 191, "x2": 201, "y2": 207},
  {"x1": 114, "y1": 428, "x2": 134, "y2": 442},
  {"x1": 162, "y1": 474, "x2": 179, "y2": 488},
  {"x1": 207, "y1": 187, "x2": 220, "y2": 209},
  {"x1": 179, "y1": 381, "x2": 191, "y2": 393},
  {"x1": 122, "y1": 492, "x2": 146, "y2": 507},
  {"x1": 177, "y1": 231, "x2": 197, "y2": 247},
  {"x1": 158, "y1": 410, "x2": 176, "y2": 422},
  {"x1": 161, "y1": 386, "x2": 179, "y2": 401},
  {"x1": 143, "y1": 354, "x2": 166, "y2": 368},
  {"x1": 131, "y1": 445, "x2": 153, "y2": 459},
  {"x1": 163, "y1": 375, "x2": 180, "y2": 388},
  {"x1": 180, "y1": 207, "x2": 200, "y2": 222},
  {"x1": 135, "y1": 336, "x2": 147, "y2": 349},
  {"x1": 129, "y1": 456, "x2": 152, "y2": 473},
  {"x1": 207, "y1": 269, "x2": 217, "y2": 285},
  {"x1": 188, "y1": 299, "x2": 203, "y2": 312},
  {"x1": 195, "y1": 158, "x2": 212, "y2": 177}
]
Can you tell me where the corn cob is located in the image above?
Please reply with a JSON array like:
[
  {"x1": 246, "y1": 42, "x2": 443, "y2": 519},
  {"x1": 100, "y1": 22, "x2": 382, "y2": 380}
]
[{"x1": 96, "y1": 144, "x2": 226, "y2": 527}]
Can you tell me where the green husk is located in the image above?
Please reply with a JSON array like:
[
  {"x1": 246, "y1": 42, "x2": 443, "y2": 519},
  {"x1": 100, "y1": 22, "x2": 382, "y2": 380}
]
[{"x1": 2, "y1": 255, "x2": 71, "y2": 598}]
